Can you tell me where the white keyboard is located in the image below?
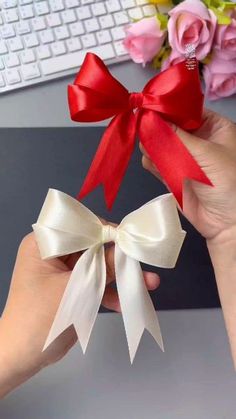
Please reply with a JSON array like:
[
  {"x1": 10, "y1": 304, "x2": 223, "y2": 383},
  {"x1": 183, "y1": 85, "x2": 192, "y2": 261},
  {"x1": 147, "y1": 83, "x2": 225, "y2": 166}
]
[{"x1": 0, "y1": 0, "x2": 158, "y2": 93}]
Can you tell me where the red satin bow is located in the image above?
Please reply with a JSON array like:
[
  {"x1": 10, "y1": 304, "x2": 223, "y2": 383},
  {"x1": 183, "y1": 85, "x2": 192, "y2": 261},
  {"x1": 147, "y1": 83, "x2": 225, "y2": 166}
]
[{"x1": 68, "y1": 53, "x2": 212, "y2": 209}]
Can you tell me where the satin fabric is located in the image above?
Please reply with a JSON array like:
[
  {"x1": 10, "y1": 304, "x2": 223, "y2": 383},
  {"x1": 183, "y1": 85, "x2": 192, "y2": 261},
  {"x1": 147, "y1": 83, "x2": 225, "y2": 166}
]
[
  {"x1": 33, "y1": 189, "x2": 186, "y2": 362},
  {"x1": 68, "y1": 53, "x2": 212, "y2": 209}
]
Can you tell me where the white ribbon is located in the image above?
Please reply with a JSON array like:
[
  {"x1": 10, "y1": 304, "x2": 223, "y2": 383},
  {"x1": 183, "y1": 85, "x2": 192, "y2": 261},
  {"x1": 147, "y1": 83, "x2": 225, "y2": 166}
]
[{"x1": 33, "y1": 189, "x2": 186, "y2": 362}]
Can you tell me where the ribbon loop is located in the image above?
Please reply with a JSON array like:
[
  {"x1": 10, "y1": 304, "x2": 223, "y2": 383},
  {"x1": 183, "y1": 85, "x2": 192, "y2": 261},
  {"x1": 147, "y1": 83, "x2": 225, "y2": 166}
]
[
  {"x1": 68, "y1": 53, "x2": 213, "y2": 209},
  {"x1": 33, "y1": 189, "x2": 186, "y2": 362}
]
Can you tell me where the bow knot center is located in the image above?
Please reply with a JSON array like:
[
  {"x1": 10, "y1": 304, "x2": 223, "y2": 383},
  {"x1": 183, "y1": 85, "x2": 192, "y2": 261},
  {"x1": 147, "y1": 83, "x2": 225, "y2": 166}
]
[
  {"x1": 129, "y1": 92, "x2": 143, "y2": 109},
  {"x1": 102, "y1": 225, "x2": 118, "y2": 243}
]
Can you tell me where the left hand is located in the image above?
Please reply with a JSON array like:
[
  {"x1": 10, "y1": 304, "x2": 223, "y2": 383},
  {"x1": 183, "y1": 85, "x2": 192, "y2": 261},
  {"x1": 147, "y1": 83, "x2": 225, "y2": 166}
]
[{"x1": 0, "y1": 230, "x2": 160, "y2": 397}]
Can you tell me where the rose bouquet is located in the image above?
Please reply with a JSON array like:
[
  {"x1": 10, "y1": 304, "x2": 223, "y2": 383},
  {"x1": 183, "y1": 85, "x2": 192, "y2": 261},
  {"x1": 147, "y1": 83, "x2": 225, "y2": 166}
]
[{"x1": 123, "y1": 0, "x2": 236, "y2": 100}]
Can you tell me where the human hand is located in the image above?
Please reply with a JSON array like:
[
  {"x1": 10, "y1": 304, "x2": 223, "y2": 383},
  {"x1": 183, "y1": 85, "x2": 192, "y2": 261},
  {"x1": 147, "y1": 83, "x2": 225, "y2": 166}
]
[
  {"x1": 140, "y1": 109, "x2": 236, "y2": 243},
  {"x1": 0, "y1": 231, "x2": 160, "y2": 397},
  {"x1": 141, "y1": 108, "x2": 236, "y2": 367}
]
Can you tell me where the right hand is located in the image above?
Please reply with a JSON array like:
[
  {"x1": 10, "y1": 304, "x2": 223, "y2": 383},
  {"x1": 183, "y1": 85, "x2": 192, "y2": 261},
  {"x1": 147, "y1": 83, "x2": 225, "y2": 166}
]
[{"x1": 140, "y1": 109, "x2": 236, "y2": 244}]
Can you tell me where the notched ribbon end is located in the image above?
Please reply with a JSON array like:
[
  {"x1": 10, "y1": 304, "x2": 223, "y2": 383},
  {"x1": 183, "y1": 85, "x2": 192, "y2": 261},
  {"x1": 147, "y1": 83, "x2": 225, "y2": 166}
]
[{"x1": 78, "y1": 180, "x2": 116, "y2": 211}]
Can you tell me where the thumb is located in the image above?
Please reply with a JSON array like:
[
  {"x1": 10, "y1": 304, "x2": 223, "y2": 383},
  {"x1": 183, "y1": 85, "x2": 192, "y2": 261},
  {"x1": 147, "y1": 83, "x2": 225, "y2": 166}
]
[{"x1": 172, "y1": 124, "x2": 216, "y2": 170}]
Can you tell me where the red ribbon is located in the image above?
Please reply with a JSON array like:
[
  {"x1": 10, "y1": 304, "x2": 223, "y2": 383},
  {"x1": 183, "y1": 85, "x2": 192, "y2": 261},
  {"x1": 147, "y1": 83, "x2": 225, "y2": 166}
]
[{"x1": 68, "y1": 53, "x2": 212, "y2": 209}]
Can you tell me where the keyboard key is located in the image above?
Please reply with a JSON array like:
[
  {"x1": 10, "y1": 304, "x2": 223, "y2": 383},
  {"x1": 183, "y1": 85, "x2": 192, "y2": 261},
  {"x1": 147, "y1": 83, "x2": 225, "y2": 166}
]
[
  {"x1": 15, "y1": 20, "x2": 30, "y2": 34},
  {"x1": 19, "y1": 0, "x2": 33, "y2": 4},
  {"x1": 96, "y1": 29, "x2": 111, "y2": 44},
  {"x1": 5, "y1": 52, "x2": 20, "y2": 67},
  {"x1": 136, "y1": 0, "x2": 149, "y2": 4},
  {"x1": 142, "y1": 5, "x2": 156, "y2": 16},
  {"x1": 61, "y1": 9, "x2": 76, "y2": 23},
  {"x1": 113, "y1": 11, "x2": 129, "y2": 25},
  {"x1": 8, "y1": 36, "x2": 24, "y2": 51},
  {"x1": 81, "y1": 33, "x2": 96, "y2": 48},
  {"x1": 39, "y1": 28, "x2": 54, "y2": 44},
  {"x1": 24, "y1": 33, "x2": 39, "y2": 47},
  {"x1": 105, "y1": 0, "x2": 121, "y2": 13},
  {"x1": 5, "y1": 68, "x2": 21, "y2": 84},
  {"x1": 76, "y1": 6, "x2": 91, "y2": 20},
  {"x1": 91, "y1": 3, "x2": 106, "y2": 16},
  {"x1": 46, "y1": 13, "x2": 61, "y2": 27},
  {"x1": 121, "y1": 0, "x2": 135, "y2": 9},
  {"x1": 111, "y1": 26, "x2": 125, "y2": 41},
  {"x1": 69, "y1": 21, "x2": 84, "y2": 36},
  {"x1": 65, "y1": 0, "x2": 79, "y2": 7},
  {"x1": 50, "y1": 0, "x2": 64, "y2": 12},
  {"x1": 114, "y1": 40, "x2": 127, "y2": 56},
  {"x1": 128, "y1": 7, "x2": 143, "y2": 19},
  {"x1": 1, "y1": 0, "x2": 17, "y2": 8},
  {"x1": 21, "y1": 62, "x2": 40, "y2": 80},
  {"x1": 54, "y1": 26, "x2": 69, "y2": 40},
  {"x1": 99, "y1": 14, "x2": 114, "y2": 29},
  {"x1": 37, "y1": 44, "x2": 51, "y2": 59},
  {"x1": 51, "y1": 41, "x2": 66, "y2": 56},
  {"x1": 84, "y1": 18, "x2": 99, "y2": 33},
  {"x1": 21, "y1": 48, "x2": 35, "y2": 63},
  {"x1": 19, "y1": 5, "x2": 34, "y2": 19},
  {"x1": 66, "y1": 37, "x2": 81, "y2": 52},
  {"x1": 0, "y1": 73, "x2": 5, "y2": 87},
  {"x1": 41, "y1": 44, "x2": 115, "y2": 75},
  {"x1": 35, "y1": 1, "x2": 49, "y2": 15},
  {"x1": 31, "y1": 16, "x2": 46, "y2": 31},
  {"x1": 1, "y1": 24, "x2": 15, "y2": 38},
  {"x1": 0, "y1": 41, "x2": 8, "y2": 54},
  {"x1": 2, "y1": 8, "x2": 19, "y2": 22},
  {"x1": 0, "y1": 58, "x2": 5, "y2": 69}
]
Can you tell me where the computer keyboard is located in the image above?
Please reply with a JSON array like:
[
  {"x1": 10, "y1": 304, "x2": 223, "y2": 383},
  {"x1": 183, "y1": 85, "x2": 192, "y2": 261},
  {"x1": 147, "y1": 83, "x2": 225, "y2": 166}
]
[{"x1": 0, "y1": 0, "x2": 159, "y2": 93}]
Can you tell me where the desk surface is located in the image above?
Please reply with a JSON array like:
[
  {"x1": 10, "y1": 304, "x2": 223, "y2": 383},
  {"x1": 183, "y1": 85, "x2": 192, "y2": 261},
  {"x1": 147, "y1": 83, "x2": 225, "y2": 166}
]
[
  {"x1": 0, "y1": 61, "x2": 235, "y2": 127},
  {"x1": 0, "y1": 309, "x2": 236, "y2": 419}
]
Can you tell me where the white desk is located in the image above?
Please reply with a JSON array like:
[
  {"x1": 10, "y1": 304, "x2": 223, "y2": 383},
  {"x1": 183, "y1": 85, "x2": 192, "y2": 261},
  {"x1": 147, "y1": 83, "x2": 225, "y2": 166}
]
[
  {"x1": 0, "y1": 61, "x2": 235, "y2": 127},
  {"x1": 0, "y1": 309, "x2": 236, "y2": 419}
]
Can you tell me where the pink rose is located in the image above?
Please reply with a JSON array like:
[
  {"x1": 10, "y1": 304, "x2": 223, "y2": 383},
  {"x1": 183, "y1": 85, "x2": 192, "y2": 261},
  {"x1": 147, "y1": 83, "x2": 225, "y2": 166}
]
[
  {"x1": 168, "y1": 0, "x2": 217, "y2": 60},
  {"x1": 214, "y1": 9, "x2": 236, "y2": 59},
  {"x1": 123, "y1": 16, "x2": 166, "y2": 66},
  {"x1": 203, "y1": 55, "x2": 236, "y2": 100}
]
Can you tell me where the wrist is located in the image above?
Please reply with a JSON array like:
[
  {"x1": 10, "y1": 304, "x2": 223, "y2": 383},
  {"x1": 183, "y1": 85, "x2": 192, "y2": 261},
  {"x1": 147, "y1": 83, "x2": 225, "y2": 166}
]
[
  {"x1": 0, "y1": 319, "x2": 20, "y2": 398},
  {"x1": 207, "y1": 224, "x2": 236, "y2": 269},
  {"x1": 0, "y1": 318, "x2": 41, "y2": 398},
  {"x1": 206, "y1": 225, "x2": 236, "y2": 369}
]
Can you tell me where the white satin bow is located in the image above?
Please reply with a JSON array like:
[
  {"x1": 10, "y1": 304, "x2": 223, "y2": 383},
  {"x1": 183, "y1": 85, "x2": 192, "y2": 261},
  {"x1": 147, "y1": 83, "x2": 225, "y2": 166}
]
[{"x1": 33, "y1": 189, "x2": 186, "y2": 362}]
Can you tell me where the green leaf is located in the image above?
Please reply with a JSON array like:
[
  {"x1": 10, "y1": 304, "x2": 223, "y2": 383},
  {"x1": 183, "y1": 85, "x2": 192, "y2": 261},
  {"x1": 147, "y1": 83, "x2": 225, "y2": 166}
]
[
  {"x1": 156, "y1": 13, "x2": 168, "y2": 30},
  {"x1": 203, "y1": 0, "x2": 234, "y2": 25},
  {"x1": 213, "y1": 8, "x2": 232, "y2": 24},
  {"x1": 152, "y1": 46, "x2": 171, "y2": 69},
  {"x1": 203, "y1": 0, "x2": 234, "y2": 8},
  {"x1": 201, "y1": 53, "x2": 213, "y2": 65}
]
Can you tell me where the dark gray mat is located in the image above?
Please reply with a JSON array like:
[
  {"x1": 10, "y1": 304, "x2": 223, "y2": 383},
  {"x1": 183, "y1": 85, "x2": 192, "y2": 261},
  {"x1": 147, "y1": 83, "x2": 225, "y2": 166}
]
[{"x1": 0, "y1": 128, "x2": 219, "y2": 313}]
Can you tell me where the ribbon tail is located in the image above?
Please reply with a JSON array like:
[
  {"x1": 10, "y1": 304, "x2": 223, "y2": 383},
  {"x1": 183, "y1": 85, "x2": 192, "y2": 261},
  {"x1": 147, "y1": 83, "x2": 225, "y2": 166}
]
[
  {"x1": 115, "y1": 245, "x2": 164, "y2": 364},
  {"x1": 78, "y1": 111, "x2": 137, "y2": 210},
  {"x1": 43, "y1": 245, "x2": 106, "y2": 353},
  {"x1": 139, "y1": 111, "x2": 212, "y2": 208}
]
